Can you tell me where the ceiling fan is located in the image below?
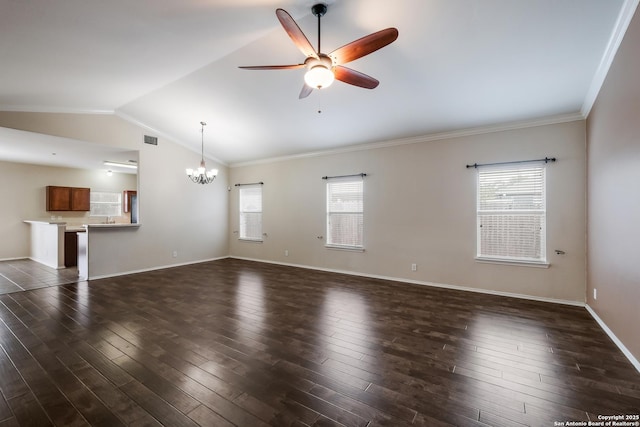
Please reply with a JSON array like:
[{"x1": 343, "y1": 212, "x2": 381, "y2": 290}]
[{"x1": 239, "y1": 3, "x2": 399, "y2": 99}]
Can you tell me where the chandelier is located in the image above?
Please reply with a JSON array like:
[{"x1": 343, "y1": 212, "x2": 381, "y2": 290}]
[{"x1": 186, "y1": 121, "x2": 218, "y2": 184}]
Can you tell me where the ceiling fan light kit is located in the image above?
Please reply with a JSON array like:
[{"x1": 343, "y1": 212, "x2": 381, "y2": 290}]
[
  {"x1": 239, "y1": 3, "x2": 398, "y2": 98},
  {"x1": 304, "y1": 55, "x2": 335, "y2": 88}
]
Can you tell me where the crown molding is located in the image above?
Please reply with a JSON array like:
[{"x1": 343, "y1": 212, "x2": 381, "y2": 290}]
[
  {"x1": 581, "y1": 0, "x2": 640, "y2": 117},
  {"x1": 115, "y1": 110, "x2": 228, "y2": 167},
  {"x1": 0, "y1": 106, "x2": 229, "y2": 167},
  {"x1": 230, "y1": 112, "x2": 584, "y2": 168},
  {"x1": 0, "y1": 105, "x2": 114, "y2": 115}
]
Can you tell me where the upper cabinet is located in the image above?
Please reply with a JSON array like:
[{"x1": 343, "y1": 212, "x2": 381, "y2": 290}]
[
  {"x1": 46, "y1": 186, "x2": 90, "y2": 211},
  {"x1": 71, "y1": 187, "x2": 90, "y2": 211},
  {"x1": 46, "y1": 186, "x2": 70, "y2": 211}
]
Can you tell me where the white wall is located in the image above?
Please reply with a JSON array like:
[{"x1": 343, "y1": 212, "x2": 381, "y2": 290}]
[
  {"x1": 0, "y1": 112, "x2": 586, "y2": 302},
  {"x1": 0, "y1": 112, "x2": 229, "y2": 277},
  {"x1": 586, "y1": 6, "x2": 640, "y2": 363},
  {"x1": 230, "y1": 120, "x2": 587, "y2": 303},
  {"x1": 0, "y1": 160, "x2": 136, "y2": 260}
]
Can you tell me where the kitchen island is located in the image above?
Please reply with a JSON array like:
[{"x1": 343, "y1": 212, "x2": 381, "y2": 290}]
[
  {"x1": 23, "y1": 220, "x2": 69, "y2": 269},
  {"x1": 24, "y1": 221, "x2": 139, "y2": 278},
  {"x1": 77, "y1": 223, "x2": 140, "y2": 280}
]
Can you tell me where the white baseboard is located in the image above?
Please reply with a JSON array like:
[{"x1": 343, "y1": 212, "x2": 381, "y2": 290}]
[
  {"x1": 229, "y1": 256, "x2": 585, "y2": 307},
  {"x1": 585, "y1": 304, "x2": 640, "y2": 373},
  {"x1": 232, "y1": 257, "x2": 640, "y2": 372},
  {"x1": 0, "y1": 256, "x2": 28, "y2": 262},
  {"x1": 87, "y1": 256, "x2": 228, "y2": 281},
  {"x1": 12, "y1": 253, "x2": 638, "y2": 372},
  {"x1": 28, "y1": 257, "x2": 64, "y2": 270}
]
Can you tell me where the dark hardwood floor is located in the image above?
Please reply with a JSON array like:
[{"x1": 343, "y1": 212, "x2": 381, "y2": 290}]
[
  {"x1": 0, "y1": 258, "x2": 638, "y2": 426},
  {"x1": 0, "y1": 259, "x2": 79, "y2": 294}
]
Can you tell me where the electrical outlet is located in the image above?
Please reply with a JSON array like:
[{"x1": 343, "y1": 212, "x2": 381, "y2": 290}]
[
  {"x1": 593, "y1": 288, "x2": 597, "y2": 300},
  {"x1": 172, "y1": 250, "x2": 178, "y2": 258},
  {"x1": 285, "y1": 250, "x2": 289, "y2": 257},
  {"x1": 411, "y1": 263, "x2": 417, "y2": 272}
]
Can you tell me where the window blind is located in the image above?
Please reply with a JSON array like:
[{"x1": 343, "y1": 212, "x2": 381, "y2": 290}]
[
  {"x1": 239, "y1": 185, "x2": 262, "y2": 241},
  {"x1": 326, "y1": 179, "x2": 363, "y2": 249},
  {"x1": 477, "y1": 165, "x2": 546, "y2": 262}
]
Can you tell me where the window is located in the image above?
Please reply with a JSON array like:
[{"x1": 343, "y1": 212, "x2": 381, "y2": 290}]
[
  {"x1": 239, "y1": 185, "x2": 263, "y2": 241},
  {"x1": 90, "y1": 191, "x2": 122, "y2": 217},
  {"x1": 477, "y1": 165, "x2": 546, "y2": 264},
  {"x1": 326, "y1": 178, "x2": 364, "y2": 249}
]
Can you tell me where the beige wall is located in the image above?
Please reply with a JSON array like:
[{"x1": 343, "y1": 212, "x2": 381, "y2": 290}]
[
  {"x1": 586, "y1": 8, "x2": 640, "y2": 361},
  {"x1": 0, "y1": 112, "x2": 229, "y2": 277},
  {"x1": 0, "y1": 160, "x2": 136, "y2": 259},
  {"x1": 230, "y1": 120, "x2": 587, "y2": 303}
]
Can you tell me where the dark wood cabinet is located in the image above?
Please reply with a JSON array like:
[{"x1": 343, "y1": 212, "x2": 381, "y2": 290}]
[
  {"x1": 71, "y1": 187, "x2": 90, "y2": 211},
  {"x1": 123, "y1": 190, "x2": 137, "y2": 213},
  {"x1": 46, "y1": 186, "x2": 90, "y2": 211},
  {"x1": 64, "y1": 231, "x2": 78, "y2": 267},
  {"x1": 46, "y1": 186, "x2": 71, "y2": 211}
]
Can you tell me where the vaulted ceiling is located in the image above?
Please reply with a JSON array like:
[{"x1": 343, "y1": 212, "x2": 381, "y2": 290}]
[{"x1": 0, "y1": 0, "x2": 634, "y2": 166}]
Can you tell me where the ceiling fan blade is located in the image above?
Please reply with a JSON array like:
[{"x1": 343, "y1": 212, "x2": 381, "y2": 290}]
[
  {"x1": 276, "y1": 8, "x2": 317, "y2": 58},
  {"x1": 329, "y1": 28, "x2": 399, "y2": 65},
  {"x1": 239, "y1": 64, "x2": 305, "y2": 70},
  {"x1": 299, "y1": 84, "x2": 313, "y2": 99},
  {"x1": 334, "y1": 66, "x2": 379, "y2": 89}
]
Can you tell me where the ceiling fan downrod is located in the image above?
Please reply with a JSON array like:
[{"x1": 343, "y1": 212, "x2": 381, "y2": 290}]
[{"x1": 311, "y1": 3, "x2": 327, "y2": 54}]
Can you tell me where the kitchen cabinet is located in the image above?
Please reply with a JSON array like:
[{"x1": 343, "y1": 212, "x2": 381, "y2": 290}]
[
  {"x1": 46, "y1": 186, "x2": 90, "y2": 211},
  {"x1": 46, "y1": 186, "x2": 71, "y2": 211},
  {"x1": 64, "y1": 231, "x2": 78, "y2": 267},
  {"x1": 71, "y1": 187, "x2": 90, "y2": 211},
  {"x1": 123, "y1": 190, "x2": 137, "y2": 213}
]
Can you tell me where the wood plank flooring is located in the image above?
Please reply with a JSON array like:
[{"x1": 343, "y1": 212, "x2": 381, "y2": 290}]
[
  {"x1": 0, "y1": 259, "x2": 79, "y2": 294},
  {"x1": 0, "y1": 258, "x2": 638, "y2": 426}
]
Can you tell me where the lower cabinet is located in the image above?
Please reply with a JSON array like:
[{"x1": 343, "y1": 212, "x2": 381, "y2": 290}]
[{"x1": 64, "y1": 231, "x2": 79, "y2": 267}]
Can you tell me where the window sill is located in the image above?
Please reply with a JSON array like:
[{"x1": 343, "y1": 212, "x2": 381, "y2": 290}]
[
  {"x1": 325, "y1": 245, "x2": 365, "y2": 253},
  {"x1": 475, "y1": 257, "x2": 549, "y2": 268},
  {"x1": 239, "y1": 238, "x2": 263, "y2": 243}
]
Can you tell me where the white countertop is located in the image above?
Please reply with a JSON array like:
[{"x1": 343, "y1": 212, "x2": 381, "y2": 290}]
[
  {"x1": 24, "y1": 220, "x2": 139, "y2": 229},
  {"x1": 85, "y1": 223, "x2": 140, "y2": 229},
  {"x1": 24, "y1": 220, "x2": 66, "y2": 225}
]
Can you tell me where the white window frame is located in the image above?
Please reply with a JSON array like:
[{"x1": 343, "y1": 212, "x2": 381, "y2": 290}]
[
  {"x1": 476, "y1": 164, "x2": 548, "y2": 266},
  {"x1": 89, "y1": 191, "x2": 122, "y2": 217},
  {"x1": 239, "y1": 184, "x2": 263, "y2": 242},
  {"x1": 326, "y1": 177, "x2": 364, "y2": 251}
]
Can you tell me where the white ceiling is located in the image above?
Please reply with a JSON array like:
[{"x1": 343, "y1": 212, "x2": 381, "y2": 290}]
[
  {"x1": 0, "y1": 126, "x2": 138, "y2": 173},
  {"x1": 0, "y1": 0, "x2": 635, "y2": 167}
]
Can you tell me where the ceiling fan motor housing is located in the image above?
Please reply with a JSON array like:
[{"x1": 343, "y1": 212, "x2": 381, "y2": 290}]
[
  {"x1": 311, "y1": 3, "x2": 327, "y2": 17},
  {"x1": 305, "y1": 54, "x2": 333, "y2": 70}
]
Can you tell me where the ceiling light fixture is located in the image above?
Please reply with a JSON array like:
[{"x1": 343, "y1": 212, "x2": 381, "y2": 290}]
[
  {"x1": 304, "y1": 55, "x2": 334, "y2": 89},
  {"x1": 186, "y1": 121, "x2": 218, "y2": 185},
  {"x1": 103, "y1": 161, "x2": 138, "y2": 169}
]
